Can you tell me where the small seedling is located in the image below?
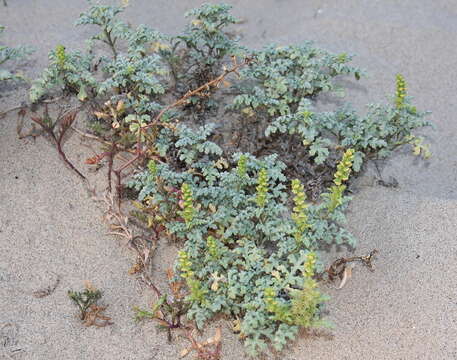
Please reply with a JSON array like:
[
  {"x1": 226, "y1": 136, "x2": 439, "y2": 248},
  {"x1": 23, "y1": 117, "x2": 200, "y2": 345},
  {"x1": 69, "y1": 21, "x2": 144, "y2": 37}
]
[
  {"x1": 68, "y1": 285, "x2": 113, "y2": 327},
  {"x1": 134, "y1": 269, "x2": 190, "y2": 342}
]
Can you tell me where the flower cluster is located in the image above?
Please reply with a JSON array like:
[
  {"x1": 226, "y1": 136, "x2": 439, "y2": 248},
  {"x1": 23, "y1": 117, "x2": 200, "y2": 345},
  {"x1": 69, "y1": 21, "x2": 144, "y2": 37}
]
[
  {"x1": 264, "y1": 288, "x2": 293, "y2": 324},
  {"x1": 177, "y1": 250, "x2": 194, "y2": 278},
  {"x1": 255, "y1": 168, "x2": 269, "y2": 207},
  {"x1": 334, "y1": 149, "x2": 355, "y2": 186},
  {"x1": 55, "y1": 45, "x2": 66, "y2": 68},
  {"x1": 326, "y1": 149, "x2": 355, "y2": 213},
  {"x1": 303, "y1": 252, "x2": 316, "y2": 279},
  {"x1": 291, "y1": 179, "x2": 311, "y2": 243},
  {"x1": 179, "y1": 183, "x2": 195, "y2": 228},
  {"x1": 206, "y1": 235, "x2": 219, "y2": 259},
  {"x1": 237, "y1": 154, "x2": 248, "y2": 178},
  {"x1": 178, "y1": 251, "x2": 207, "y2": 305},
  {"x1": 147, "y1": 160, "x2": 158, "y2": 177},
  {"x1": 395, "y1": 74, "x2": 407, "y2": 109}
]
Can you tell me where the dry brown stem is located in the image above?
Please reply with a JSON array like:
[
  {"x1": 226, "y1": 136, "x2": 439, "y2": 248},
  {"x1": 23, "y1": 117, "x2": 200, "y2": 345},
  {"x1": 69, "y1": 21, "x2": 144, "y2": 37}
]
[
  {"x1": 321, "y1": 249, "x2": 379, "y2": 289},
  {"x1": 180, "y1": 328, "x2": 222, "y2": 360}
]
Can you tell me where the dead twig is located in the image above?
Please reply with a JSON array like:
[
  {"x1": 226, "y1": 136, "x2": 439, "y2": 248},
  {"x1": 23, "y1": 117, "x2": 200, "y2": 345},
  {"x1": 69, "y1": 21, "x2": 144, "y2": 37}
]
[
  {"x1": 16, "y1": 107, "x2": 43, "y2": 140},
  {"x1": 83, "y1": 305, "x2": 113, "y2": 327},
  {"x1": 2, "y1": 97, "x2": 65, "y2": 119},
  {"x1": 0, "y1": 104, "x2": 25, "y2": 120},
  {"x1": 180, "y1": 328, "x2": 222, "y2": 360},
  {"x1": 98, "y1": 191, "x2": 159, "y2": 287},
  {"x1": 70, "y1": 126, "x2": 113, "y2": 145},
  {"x1": 30, "y1": 106, "x2": 86, "y2": 180},
  {"x1": 321, "y1": 249, "x2": 379, "y2": 289}
]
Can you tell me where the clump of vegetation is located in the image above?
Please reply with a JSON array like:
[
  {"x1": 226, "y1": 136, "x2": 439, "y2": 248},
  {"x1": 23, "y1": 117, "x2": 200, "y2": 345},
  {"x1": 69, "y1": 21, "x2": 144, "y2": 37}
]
[
  {"x1": 134, "y1": 269, "x2": 189, "y2": 341},
  {"x1": 68, "y1": 284, "x2": 113, "y2": 327},
  {"x1": 30, "y1": 45, "x2": 96, "y2": 102},
  {"x1": 26, "y1": 1, "x2": 431, "y2": 357},
  {"x1": 172, "y1": 3, "x2": 242, "y2": 94},
  {"x1": 75, "y1": 0, "x2": 129, "y2": 59},
  {"x1": 0, "y1": 25, "x2": 32, "y2": 83}
]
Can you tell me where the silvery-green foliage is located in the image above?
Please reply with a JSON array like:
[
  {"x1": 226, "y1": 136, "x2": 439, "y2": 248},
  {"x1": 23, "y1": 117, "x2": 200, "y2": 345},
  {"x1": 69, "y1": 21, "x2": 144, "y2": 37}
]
[
  {"x1": 32, "y1": 2, "x2": 170, "y2": 105},
  {"x1": 0, "y1": 25, "x2": 33, "y2": 82},
  {"x1": 99, "y1": 52, "x2": 167, "y2": 96},
  {"x1": 75, "y1": 0, "x2": 129, "y2": 57},
  {"x1": 126, "y1": 24, "x2": 169, "y2": 56},
  {"x1": 232, "y1": 43, "x2": 361, "y2": 118},
  {"x1": 265, "y1": 93, "x2": 430, "y2": 170},
  {"x1": 180, "y1": 3, "x2": 241, "y2": 66},
  {"x1": 175, "y1": 124, "x2": 223, "y2": 165},
  {"x1": 128, "y1": 125, "x2": 352, "y2": 356},
  {"x1": 174, "y1": 3, "x2": 244, "y2": 89},
  {"x1": 230, "y1": 42, "x2": 430, "y2": 171},
  {"x1": 30, "y1": 47, "x2": 97, "y2": 102}
]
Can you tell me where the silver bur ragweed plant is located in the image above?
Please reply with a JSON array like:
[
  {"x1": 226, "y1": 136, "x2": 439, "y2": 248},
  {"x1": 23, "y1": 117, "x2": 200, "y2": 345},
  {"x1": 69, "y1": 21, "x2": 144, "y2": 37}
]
[
  {"x1": 30, "y1": 45, "x2": 97, "y2": 102},
  {"x1": 28, "y1": 1, "x2": 432, "y2": 357},
  {"x1": 130, "y1": 149, "x2": 355, "y2": 355},
  {"x1": 75, "y1": 0, "x2": 129, "y2": 58}
]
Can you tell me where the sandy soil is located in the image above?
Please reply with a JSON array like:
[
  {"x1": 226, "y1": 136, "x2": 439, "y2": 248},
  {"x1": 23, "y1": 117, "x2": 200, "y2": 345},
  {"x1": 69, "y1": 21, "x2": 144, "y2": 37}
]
[{"x1": 1, "y1": 1, "x2": 456, "y2": 359}]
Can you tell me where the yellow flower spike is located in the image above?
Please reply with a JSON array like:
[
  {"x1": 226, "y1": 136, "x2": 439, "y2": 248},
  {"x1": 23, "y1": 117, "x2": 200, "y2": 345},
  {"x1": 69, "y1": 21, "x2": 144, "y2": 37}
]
[
  {"x1": 179, "y1": 183, "x2": 195, "y2": 228},
  {"x1": 395, "y1": 74, "x2": 407, "y2": 109},
  {"x1": 55, "y1": 45, "x2": 66, "y2": 68},
  {"x1": 207, "y1": 235, "x2": 219, "y2": 259},
  {"x1": 237, "y1": 155, "x2": 248, "y2": 178},
  {"x1": 291, "y1": 179, "x2": 311, "y2": 243},
  {"x1": 327, "y1": 149, "x2": 355, "y2": 213},
  {"x1": 304, "y1": 252, "x2": 317, "y2": 279},
  {"x1": 255, "y1": 168, "x2": 269, "y2": 207},
  {"x1": 178, "y1": 250, "x2": 194, "y2": 279}
]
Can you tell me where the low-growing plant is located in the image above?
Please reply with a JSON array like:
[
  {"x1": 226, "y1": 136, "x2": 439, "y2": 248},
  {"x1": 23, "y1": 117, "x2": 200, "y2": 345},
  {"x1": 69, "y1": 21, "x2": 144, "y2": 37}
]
[
  {"x1": 128, "y1": 149, "x2": 354, "y2": 355},
  {"x1": 68, "y1": 284, "x2": 112, "y2": 327},
  {"x1": 30, "y1": 45, "x2": 97, "y2": 102},
  {"x1": 68, "y1": 287, "x2": 102, "y2": 319},
  {"x1": 75, "y1": 0, "x2": 129, "y2": 58},
  {"x1": 172, "y1": 3, "x2": 243, "y2": 94},
  {"x1": 134, "y1": 269, "x2": 190, "y2": 341},
  {"x1": 228, "y1": 43, "x2": 430, "y2": 183},
  {"x1": 26, "y1": 1, "x2": 431, "y2": 358}
]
